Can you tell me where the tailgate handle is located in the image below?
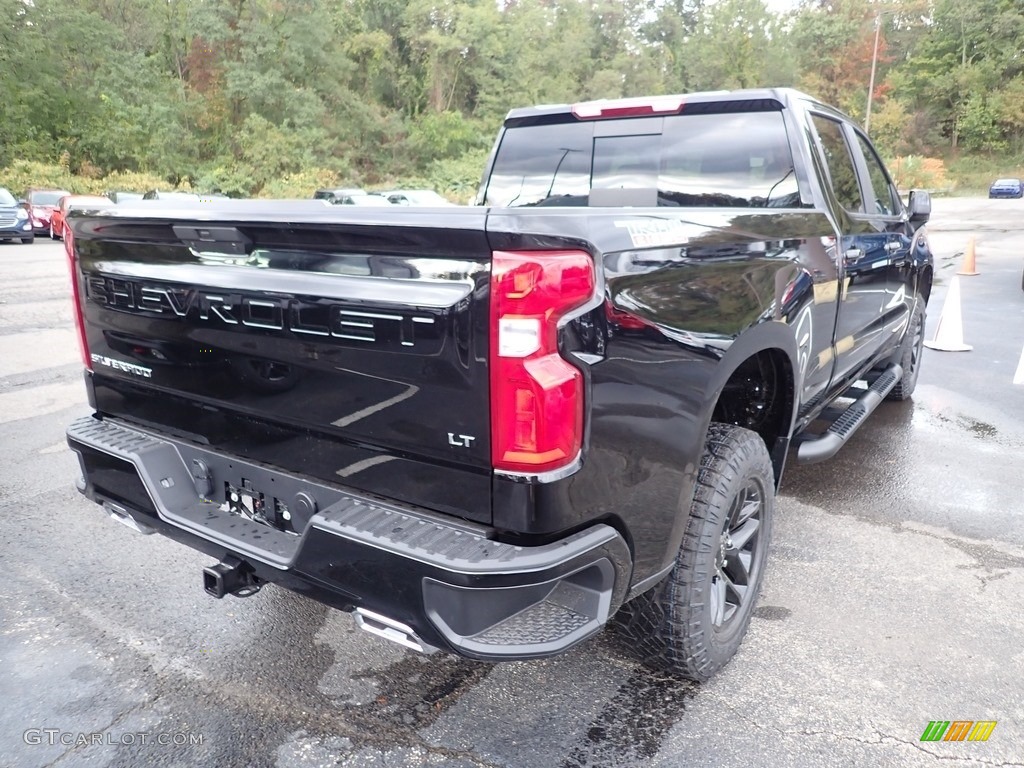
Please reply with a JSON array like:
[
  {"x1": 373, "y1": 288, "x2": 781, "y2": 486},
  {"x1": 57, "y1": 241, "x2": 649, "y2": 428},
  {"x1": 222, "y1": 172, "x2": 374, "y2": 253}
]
[{"x1": 173, "y1": 225, "x2": 251, "y2": 256}]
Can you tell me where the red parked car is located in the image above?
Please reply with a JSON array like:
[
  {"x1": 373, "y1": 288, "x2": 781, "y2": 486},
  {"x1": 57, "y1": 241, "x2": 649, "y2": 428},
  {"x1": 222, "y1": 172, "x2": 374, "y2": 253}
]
[
  {"x1": 49, "y1": 194, "x2": 113, "y2": 240},
  {"x1": 24, "y1": 189, "x2": 70, "y2": 236}
]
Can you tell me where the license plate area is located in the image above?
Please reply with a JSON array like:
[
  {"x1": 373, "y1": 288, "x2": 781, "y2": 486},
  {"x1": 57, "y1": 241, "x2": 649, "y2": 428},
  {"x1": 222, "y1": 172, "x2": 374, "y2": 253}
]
[
  {"x1": 176, "y1": 444, "x2": 349, "y2": 539},
  {"x1": 224, "y1": 478, "x2": 297, "y2": 535}
]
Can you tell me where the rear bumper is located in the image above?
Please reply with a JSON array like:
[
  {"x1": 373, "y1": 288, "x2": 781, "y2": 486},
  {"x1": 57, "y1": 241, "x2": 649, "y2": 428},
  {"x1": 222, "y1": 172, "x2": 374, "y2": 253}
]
[
  {"x1": 67, "y1": 415, "x2": 632, "y2": 660},
  {"x1": 30, "y1": 210, "x2": 55, "y2": 233}
]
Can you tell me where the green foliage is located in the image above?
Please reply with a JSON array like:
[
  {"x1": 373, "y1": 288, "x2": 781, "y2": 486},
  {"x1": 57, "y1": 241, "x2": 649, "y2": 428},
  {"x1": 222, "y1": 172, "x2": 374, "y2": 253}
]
[
  {"x1": 944, "y1": 154, "x2": 1024, "y2": 194},
  {"x1": 426, "y1": 147, "x2": 492, "y2": 203},
  {"x1": 260, "y1": 169, "x2": 345, "y2": 199},
  {"x1": 886, "y1": 157, "x2": 950, "y2": 193},
  {"x1": 957, "y1": 96, "x2": 1006, "y2": 153},
  {"x1": 0, "y1": 161, "x2": 81, "y2": 196},
  {"x1": 683, "y1": 0, "x2": 784, "y2": 91},
  {"x1": 407, "y1": 111, "x2": 486, "y2": 163},
  {"x1": 868, "y1": 98, "x2": 912, "y2": 157},
  {"x1": 1, "y1": 0, "x2": 1022, "y2": 198},
  {"x1": 0, "y1": 162, "x2": 178, "y2": 197},
  {"x1": 97, "y1": 170, "x2": 180, "y2": 195}
]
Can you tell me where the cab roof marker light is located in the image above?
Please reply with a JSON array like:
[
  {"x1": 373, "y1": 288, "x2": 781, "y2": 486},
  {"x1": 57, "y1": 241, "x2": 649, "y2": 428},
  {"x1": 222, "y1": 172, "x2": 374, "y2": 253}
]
[{"x1": 572, "y1": 95, "x2": 686, "y2": 120}]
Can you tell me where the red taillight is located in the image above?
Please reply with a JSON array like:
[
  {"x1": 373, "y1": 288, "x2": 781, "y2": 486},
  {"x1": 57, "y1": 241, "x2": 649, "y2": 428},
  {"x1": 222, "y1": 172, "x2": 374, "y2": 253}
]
[
  {"x1": 64, "y1": 227, "x2": 92, "y2": 371},
  {"x1": 571, "y1": 96, "x2": 685, "y2": 120},
  {"x1": 490, "y1": 250, "x2": 595, "y2": 474}
]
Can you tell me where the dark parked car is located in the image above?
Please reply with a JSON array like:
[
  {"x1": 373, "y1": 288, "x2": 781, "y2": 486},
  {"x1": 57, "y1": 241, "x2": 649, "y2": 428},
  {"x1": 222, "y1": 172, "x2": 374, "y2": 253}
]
[
  {"x1": 313, "y1": 188, "x2": 393, "y2": 205},
  {"x1": 141, "y1": 191, "x2": 202, "y2": 201},
  {"x1": 311, "y1": 185, "x2": 364, "y2": 199},
  {"x1": 313, "y1": 188, "x2": 393, "y2": 206},
  {"x1": 380, "y1": 189, "x2": 455, "y2": 206},
  {"x1": 106, "y1": 191, "x2": 145, "y2": 204},
  {"x1": 0, "y1": 187, "x2": 35, "y2": 243},
  {"x1": 25, "y1": 188, "x2": 71, "y2": 235},
  {"x1": 989, "y1": 178, "x2": 1023, "y2": 199}
]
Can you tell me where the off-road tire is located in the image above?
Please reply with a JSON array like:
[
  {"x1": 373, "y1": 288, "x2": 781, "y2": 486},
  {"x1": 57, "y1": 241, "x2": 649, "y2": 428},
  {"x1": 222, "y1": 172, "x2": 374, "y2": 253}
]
[
  {"x1": 613, "y1": 423, "x2": 774, "y2": 682},
  {"x1": 886, "y1": 300, "x2": 925, "y2": 401}
]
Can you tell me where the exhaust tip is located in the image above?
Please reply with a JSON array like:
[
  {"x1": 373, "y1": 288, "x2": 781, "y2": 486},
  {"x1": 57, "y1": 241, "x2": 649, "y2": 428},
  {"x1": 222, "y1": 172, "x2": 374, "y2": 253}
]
[
  {"x1": 354, "y1": 608, "x2": 438, "y2": 655},
  {"x1": 103, "y1": 501, "x2": 155, "y2": 535}
]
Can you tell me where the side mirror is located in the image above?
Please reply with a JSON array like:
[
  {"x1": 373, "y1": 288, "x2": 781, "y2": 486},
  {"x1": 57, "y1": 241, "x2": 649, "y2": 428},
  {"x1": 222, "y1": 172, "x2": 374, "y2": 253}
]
[{"x1": 908, "y1": 189, "x2": 931, "y2": 228}]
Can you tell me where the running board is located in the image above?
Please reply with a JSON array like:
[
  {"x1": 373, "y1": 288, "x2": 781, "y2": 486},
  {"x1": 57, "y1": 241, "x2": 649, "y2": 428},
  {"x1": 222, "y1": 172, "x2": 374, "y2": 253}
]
[{"x1": 795, "y1": 364, "x2": 903, "y2": 465}]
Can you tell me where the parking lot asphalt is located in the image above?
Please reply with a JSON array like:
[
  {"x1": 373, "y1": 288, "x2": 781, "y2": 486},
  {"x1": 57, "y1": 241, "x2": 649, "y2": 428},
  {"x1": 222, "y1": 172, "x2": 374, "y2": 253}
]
[{"x1": 1, "y1": 198, "x2": 1023, "y2": 768}]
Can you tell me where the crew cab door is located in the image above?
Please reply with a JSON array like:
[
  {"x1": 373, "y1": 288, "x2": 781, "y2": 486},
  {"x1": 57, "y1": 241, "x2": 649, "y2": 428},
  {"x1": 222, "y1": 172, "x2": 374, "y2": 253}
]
[
  {"x1": 808, "y1": 114, "x2": 891, "y2": 387},
  {"x1": 847, "y1": 128, "x2": 916, "y2": 356}
]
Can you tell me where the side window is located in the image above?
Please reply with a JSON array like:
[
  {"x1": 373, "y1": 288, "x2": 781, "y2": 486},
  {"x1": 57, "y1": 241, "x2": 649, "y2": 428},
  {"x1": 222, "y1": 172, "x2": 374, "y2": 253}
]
[
  {"x1": 811, "y1": 116, "x2": 863, "y2": 213},
  {"x1": 854, "y1": 132, "x2": 900, "y2": 216}
]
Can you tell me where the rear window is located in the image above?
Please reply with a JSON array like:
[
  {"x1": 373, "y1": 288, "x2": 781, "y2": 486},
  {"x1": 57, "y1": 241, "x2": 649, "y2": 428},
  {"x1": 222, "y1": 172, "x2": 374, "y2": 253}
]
[{"x1": 483, "y1": 110, "x2": 806, "y2": 209}]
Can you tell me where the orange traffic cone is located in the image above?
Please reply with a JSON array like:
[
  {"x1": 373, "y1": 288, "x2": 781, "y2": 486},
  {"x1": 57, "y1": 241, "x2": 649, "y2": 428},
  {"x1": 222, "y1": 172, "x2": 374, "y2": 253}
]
[
  {"x1": 923, "y1": 275, "x2": 972, "y2": 352},
  {"x1": 957, "y1": 237, "x2": 979, "y2": 276}
]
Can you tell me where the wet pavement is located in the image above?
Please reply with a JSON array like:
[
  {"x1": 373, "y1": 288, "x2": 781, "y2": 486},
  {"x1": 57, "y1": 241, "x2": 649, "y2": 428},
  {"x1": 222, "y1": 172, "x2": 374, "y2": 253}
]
[{"x1": 2, "y1": 197, "x2": 1023, "y2": 767}]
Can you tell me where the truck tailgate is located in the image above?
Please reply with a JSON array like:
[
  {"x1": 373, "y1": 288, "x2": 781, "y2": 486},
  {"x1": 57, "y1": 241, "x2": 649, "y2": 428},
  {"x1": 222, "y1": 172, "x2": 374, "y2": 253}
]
[{"x1": 70, "y1": 202, "x2": 493, "y2": 523}]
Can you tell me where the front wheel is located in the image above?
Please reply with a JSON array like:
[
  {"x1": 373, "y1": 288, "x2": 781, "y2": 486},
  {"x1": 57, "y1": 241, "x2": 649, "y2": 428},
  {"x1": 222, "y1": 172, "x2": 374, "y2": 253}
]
[
  {"x1": 21, "y1": 237, "x2": 34, "y2": 244},
  {"x1": 614, "y1": 423, "x2": 774, "y2": 682}
]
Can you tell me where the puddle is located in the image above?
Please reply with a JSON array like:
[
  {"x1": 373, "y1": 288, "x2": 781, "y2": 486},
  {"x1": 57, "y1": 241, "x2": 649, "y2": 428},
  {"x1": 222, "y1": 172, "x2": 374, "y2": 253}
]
[
  {"x1": 959, "y1": 415, "x2": 998, "y2": 439},
  {"x1": 561, "y1": 666, "x2": 696, "y2": 767}
]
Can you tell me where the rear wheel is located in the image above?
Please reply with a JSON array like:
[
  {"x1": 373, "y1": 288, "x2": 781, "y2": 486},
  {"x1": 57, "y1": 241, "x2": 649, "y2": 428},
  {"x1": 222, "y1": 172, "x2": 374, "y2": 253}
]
[
  {"x1": 886, "y1": 300, "x2": 925, "y2": 401},
  {"x1": 613, "y1": 423, "x2": 773, "y2": 681}
]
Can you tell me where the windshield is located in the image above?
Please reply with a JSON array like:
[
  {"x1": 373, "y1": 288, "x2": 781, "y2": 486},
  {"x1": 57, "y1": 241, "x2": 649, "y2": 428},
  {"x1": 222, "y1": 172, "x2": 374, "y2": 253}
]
[
  {"x1": 29, "y1": 191, "x2": 68, "y2": 206},
  {"x1": 0, "y1": 188, "x2": 16, "y2": 206},
  {"x1": 483, "y1": 109, "x2": 807, "y2": 209}
]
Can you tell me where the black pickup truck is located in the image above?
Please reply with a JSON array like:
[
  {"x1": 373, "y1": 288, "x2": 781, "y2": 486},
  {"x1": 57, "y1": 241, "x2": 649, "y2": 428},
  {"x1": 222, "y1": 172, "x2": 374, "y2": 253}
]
[{"x1": 65, "y1": 88, "x2": 933, "y2": 681}]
